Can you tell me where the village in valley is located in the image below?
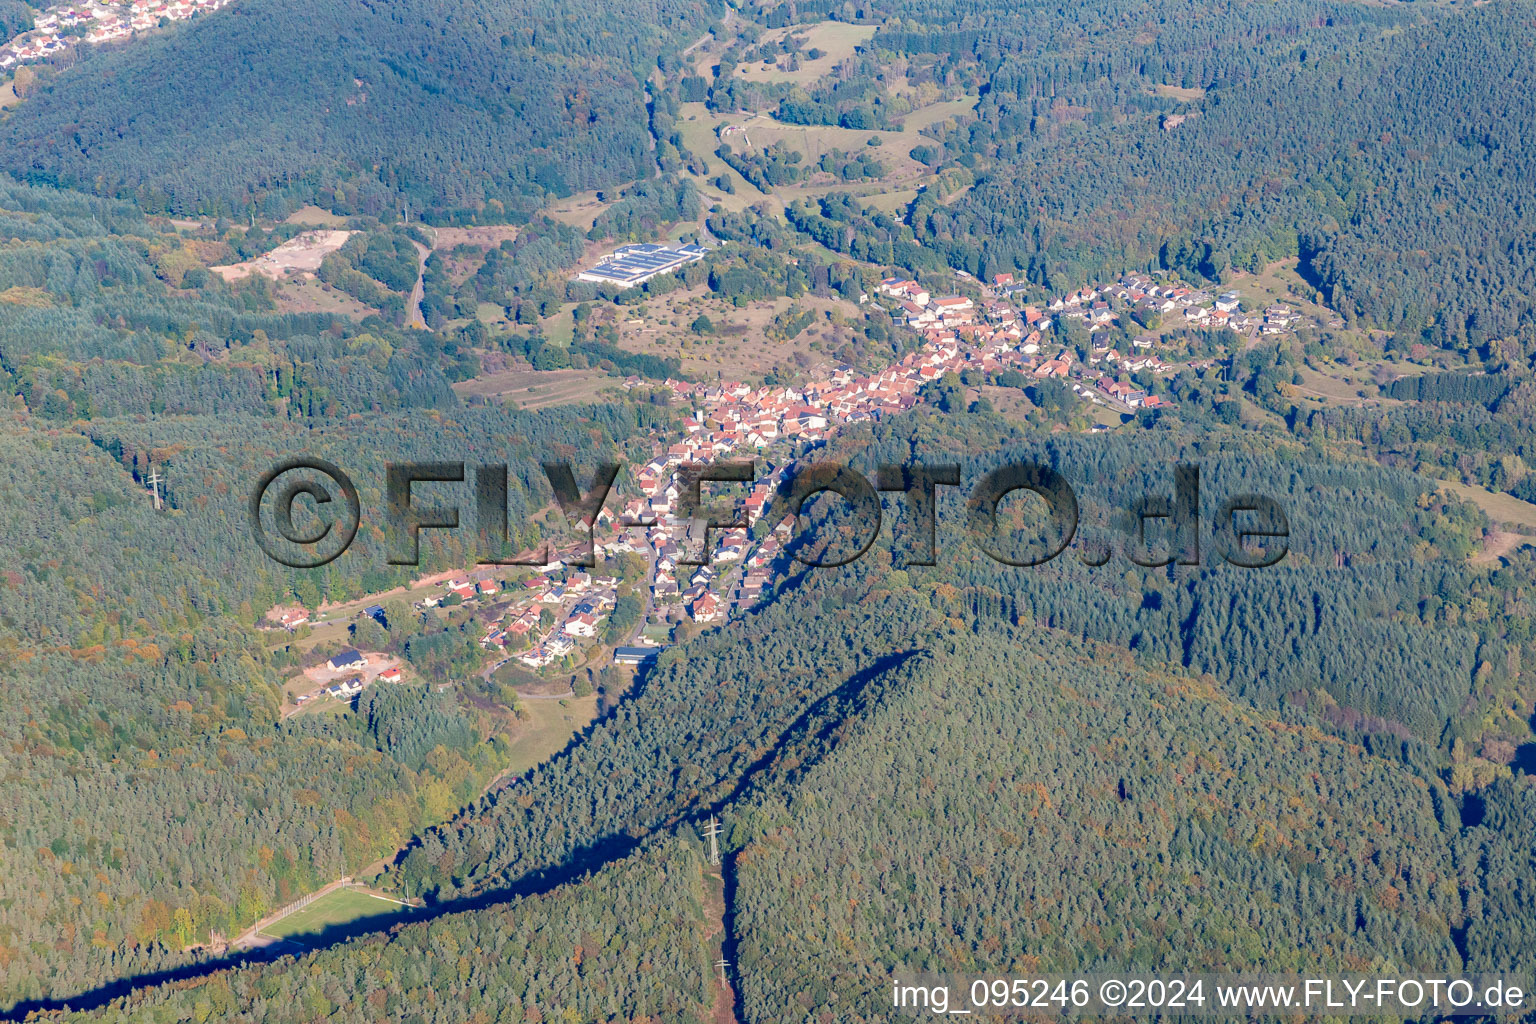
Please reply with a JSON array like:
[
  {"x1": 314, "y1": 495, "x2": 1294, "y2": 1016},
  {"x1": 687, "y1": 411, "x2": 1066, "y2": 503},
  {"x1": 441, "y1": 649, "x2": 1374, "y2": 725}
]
[
  {"x1": 264, "y1": 254, "x2": 1341, "y2": 719},
  {"x1": 0, "y1": 0, "x2": 232, "y2": 71}
]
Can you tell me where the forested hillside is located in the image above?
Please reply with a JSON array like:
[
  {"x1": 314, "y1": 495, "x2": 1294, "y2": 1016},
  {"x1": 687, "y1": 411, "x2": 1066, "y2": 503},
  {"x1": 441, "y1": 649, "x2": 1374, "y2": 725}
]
[
  {"x1": 743, "y1": 0, "x2": 1536, "y2": 363},
  {"x1": 36, "y1": 547, "x2": 1536, "y2": 1020},
  {"x1": 7, "y1": 0, "x2": 1536, "y2": 1017},
  {"x1": 0, "y1": 177, "x2": 687, "y2": 1009},
  {"x1": 353, "y1": 407, "x2": 1514, "y2": 904},
  {"x1": 0, "y1": 398, "x2": 671, "y2": 1006},
  {"x1": 50, "y1": 839, "x2": 716, "y2": 1024},
  {"x1": 0, "y1": 0, "x2": 719, "y2": 220},
  {"x1": 731, "y1": 629, "x2": 1474, "y2": 1019}
]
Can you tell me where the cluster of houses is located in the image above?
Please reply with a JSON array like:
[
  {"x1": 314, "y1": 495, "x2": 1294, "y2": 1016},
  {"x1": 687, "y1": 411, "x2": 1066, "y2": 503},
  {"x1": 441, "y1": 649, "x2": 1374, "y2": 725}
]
[
  {"x1": 412, "y1": 567, "x2": 625, "y2": 671},
  {"x1": 592, "y1": 269, "x2": 1338, "y2": 635},
  {"x1": 276, "y1": 264, "x2": 1335, "y2": 690},
  {"x1": 599, "y1": 457, "x2": 783, "y2": 626},
  {"x1": 292, "y1": 649, "x2": 404, "y2": 708},
  {"x1": 506, "y1": 569, "x2": 621, "y2": 668},
  {"x1": 1052, "y1": 275, "x2": 1323, "y2": 341},
  {"x1": 271, "y1": 608, "x2": 310, "y2": 631},
  {"x1": 1, "y1": 0, "x2": 233, "y2": 70},
  {"x1": 870, "y1": 276, "x2": 1181, "y2": 411}
]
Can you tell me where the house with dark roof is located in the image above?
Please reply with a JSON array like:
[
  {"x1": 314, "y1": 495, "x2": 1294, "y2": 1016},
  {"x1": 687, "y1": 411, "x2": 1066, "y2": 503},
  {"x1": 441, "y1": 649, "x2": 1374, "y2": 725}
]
[{"x1": 327, "y1": 649, "x2": 366, "y2": 671}]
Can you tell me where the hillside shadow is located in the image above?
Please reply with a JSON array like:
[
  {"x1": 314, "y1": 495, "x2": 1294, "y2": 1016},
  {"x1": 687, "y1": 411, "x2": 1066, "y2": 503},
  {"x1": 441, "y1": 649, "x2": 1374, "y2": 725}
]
[
  {"x1": 274, "y1": 905, "x2": 419, "y2": 949},
  {"x1": 4, "y1": 644, "x2": 918, "y2": 1020}
]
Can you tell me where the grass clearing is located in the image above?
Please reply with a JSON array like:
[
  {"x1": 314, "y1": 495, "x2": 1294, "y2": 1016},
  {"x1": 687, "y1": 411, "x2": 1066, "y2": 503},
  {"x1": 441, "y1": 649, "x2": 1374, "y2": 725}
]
[
  {"x1": 606, "y1": 287, "x2": 859, "y2": 380},
  {"x1": 544, "y1": 192, "x2": 610, "y2": 233},
  {"x1": 284, "y1": 206, "x2": 350, "y2": 228},
  {"x1": 476, "y1": 301, "x2": 514, "y2": 329},
  {"x1": 452, "y1": 367, "x2": 615, "y2": 409},
  {"x1": 1089, "y1": 403, "x2": 1128, "y2": 429},
  {"x1": 1150, "y1": 84, "x2": 1206, "y2": 101},
  {"x1": 677, "y1": 95, "x2": 977, "y2": 216},
  {"x1": 1227, "y1": 259, "x2": 1350, "y2": 331},
  {"x1": 979, "y1": 384, "x2": 1036, "y2": 422},
  {"x1": 1442, "y1": 481, "x2": 1536, "y2": 531},
  {"x1": 432, "y1": 224, "x2": 522, "y2": 249},
  {"x1": 271, "y1": 276, "x2": 378, "y2": 318},
  {"x1": 265, "y1": 888, "x2": 405, "y2": 941},
  {"x1": 1292, "y1": 366, "x2": 1401, "y2": 407},
  {"x1": 900, "y1": 96, "x2": 978, "y2": 133},
  {"x1": 717, "y1": 22, "x2": 876, "y2": 85},
  {"x1": 862, "y1": 188, "x2": 919, "y2": 213},
  {"x1": 1474, "y1": 530, "x2": 1536, "y2": 565},
  {"x1": 0, "y1": 79, "x2": 18, "y2": 110},
  {"x1": 505, "y1": 694, "x2": 600, "y2": 775},
  {"x1": 742, "y1": 119, "x2": 925, "y2": 180}
]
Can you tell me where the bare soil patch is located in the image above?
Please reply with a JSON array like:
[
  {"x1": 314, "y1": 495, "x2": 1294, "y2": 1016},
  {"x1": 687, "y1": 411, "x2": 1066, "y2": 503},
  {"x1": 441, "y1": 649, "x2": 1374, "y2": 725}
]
[
  {"x1": 453, "y1": 367, "x2": 614, "y2": 409},
  {"x1": 211, "y1": 230, "x2": 353, "y2": 282},
  {"x1": 432, "y1": 225, "x2": 523, "y2": 249}
]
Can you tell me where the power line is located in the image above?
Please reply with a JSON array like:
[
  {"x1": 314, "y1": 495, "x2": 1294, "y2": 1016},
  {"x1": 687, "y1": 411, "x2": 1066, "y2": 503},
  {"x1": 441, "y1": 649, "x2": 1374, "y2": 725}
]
[
  {"x1": 146, "y1": 466, "x2": 163, "y2": 511},
  {"x1": 702, "y1": 815, "x2": 723, "y2": 866}
]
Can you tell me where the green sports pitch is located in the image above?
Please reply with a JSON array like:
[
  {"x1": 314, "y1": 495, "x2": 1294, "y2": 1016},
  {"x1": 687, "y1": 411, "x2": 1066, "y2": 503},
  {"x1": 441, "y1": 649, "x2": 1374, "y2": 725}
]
[{"x1": 264, "y1": 888, "x2": 408, "y2": 941}]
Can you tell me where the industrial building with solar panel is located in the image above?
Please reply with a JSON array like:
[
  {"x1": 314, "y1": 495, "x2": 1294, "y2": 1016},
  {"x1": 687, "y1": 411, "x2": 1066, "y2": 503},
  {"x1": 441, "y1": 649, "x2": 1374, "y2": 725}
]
[{"x1": 576, "y1": 242, "x2": 709, "y2": 288}]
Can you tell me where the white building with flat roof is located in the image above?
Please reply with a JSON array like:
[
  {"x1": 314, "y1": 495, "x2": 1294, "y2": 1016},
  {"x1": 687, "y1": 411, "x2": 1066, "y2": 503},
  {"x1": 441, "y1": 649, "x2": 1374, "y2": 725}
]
[{"x1": 577, "y1": 243, "x2": 707, "y2": 288}]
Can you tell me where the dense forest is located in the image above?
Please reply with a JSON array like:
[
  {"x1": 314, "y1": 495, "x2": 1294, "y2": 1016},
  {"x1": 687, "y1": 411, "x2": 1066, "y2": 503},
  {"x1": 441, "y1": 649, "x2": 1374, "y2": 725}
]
[
  {"x1": 0, "y1": 0, "x2": 30, "y2": 39},
  {"x1": 50, "y1": 839, "x2": 716, "y2": 1024},
  {"x1": 711, "y1": 0, "x2": 1536, "y2": 365},
  {"x1": 0, "y1": 0, "x2": 721, "y2": 221},
  {"x1": 965, "y1": 3, "x2": 1536, "y2": 362},
  {"x1": 0, "y1": 176, "x2": 696, "y2": 1008},
  {"x1": 6, "y1": 0, "x2": 1536, "y2": 1018},
  {"x1": 26, "y1": 500, "x2": 1536, "y2": 1018}
]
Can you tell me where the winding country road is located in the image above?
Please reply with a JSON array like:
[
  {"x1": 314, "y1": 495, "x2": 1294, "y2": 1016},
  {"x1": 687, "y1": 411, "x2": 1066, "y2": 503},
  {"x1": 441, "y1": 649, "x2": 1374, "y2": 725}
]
[
  {"x1": 682, "y1": 7, "x2": 732, "y2": 56},
  {"x1": 405, "y1": 239, "x2": 431, "y2": 329}
]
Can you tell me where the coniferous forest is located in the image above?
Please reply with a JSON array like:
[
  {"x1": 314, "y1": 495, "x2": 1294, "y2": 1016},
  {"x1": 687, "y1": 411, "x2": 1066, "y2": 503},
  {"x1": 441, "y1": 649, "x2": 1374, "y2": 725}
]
[{"x1": 2, "y1": 0, "x2": 1536, "y2": 1019}]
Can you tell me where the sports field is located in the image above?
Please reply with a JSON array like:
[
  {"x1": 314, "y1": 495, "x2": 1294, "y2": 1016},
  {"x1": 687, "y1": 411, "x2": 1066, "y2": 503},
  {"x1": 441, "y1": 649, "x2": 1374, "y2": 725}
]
[{"x1": 264, "y1": 888, "x2": 407, "y2": 941}]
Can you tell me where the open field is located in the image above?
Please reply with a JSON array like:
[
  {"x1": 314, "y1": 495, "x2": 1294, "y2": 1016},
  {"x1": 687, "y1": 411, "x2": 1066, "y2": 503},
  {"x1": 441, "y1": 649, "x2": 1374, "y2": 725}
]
[
  {"x1": 979, "y1": 384, "x2": 1037, "y2": 423},
  {"x1": 211, "y1": 230, "x2": 353, "y2": 282},
  {"x1": 732, "y1": 118, "x2": 927, "y2": 180},
  {"x1": 606, "y1": 287, "x2": 859, "y2": 380},
  {"x1": 432, "y1": 224, "x2": 523, "y2": 248},
  {"x1": 476, "y1": 301, "x2": 514, "y2": 330},
  {"x1": 901, "y1": 96, "x2": 978, "y2": 132},
  {"x1": 505, "y1": 694, "x2": 601, "y2": 775},
  {"x1": 282, "y1": 652, "x2": 406, "y2": 717},
  {"x1": 677, "y1": 94, "x2": 976, "y2": 215},
  {"x1": 1290, "y1": 366, "x2": 1408, "y2": 409},
  {"x1": 1442, "y1": 481, "x2": 1536, "y2": 532},
  {"x1": 284, "y1": 205, "x2": 350, "y2": 228},
  {"x1": 262, "y1": 570, "x2": 490, "y2": 654},
  {"x1": 1474, "y1": 530, "x2": 1536, "y2": 565},
  {"x1": 271, "y1": 275, "x2": 378, "y2": 318},
  {"x1": 725, "y1": 22, "x2": 877, "y2": 85},
  {"x1": 861, "y1": 188, "x2": 920, "y2": 213},
  {"x1": 264, "y1": 888, "x2": 407, "y2": 941},
  {"x1": 0, "y1": 79, "x2": 18, "y2": 110},
  {"x1": 452, "y1": 367, "x2": 615, "y2": 409},
  {"x1": 545, "y1": 191, "x2": 609, "y2": 233},
  {"x1": 1150, "y1": 84, "x2": 1207, "y2": 101},
  {"x1": 1226, "y1": 258, "x2": 1349, "y2": 330},
  {"x1": 1088, "y1": 402, "x2": 1128, "y2": 429}
]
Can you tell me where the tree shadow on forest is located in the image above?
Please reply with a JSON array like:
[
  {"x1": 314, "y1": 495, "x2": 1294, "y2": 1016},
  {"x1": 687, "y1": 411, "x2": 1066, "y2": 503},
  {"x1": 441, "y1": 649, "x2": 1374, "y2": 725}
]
[{"x1": 5, "y1": 646, "x2": 920, "y2": 1019}]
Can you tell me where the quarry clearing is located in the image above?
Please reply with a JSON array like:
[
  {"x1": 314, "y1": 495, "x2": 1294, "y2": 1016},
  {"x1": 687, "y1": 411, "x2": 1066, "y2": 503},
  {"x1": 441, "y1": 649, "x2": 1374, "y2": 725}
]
[{"x1": 211, "y1": 229, "x2": 354, "y2": 282}]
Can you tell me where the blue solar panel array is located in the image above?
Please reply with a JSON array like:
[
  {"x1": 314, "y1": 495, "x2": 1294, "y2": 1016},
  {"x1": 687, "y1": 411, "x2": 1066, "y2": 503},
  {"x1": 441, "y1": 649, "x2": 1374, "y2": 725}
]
[{"x1": 580, "y1": 243, "x2": 707, "y2": 285}]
